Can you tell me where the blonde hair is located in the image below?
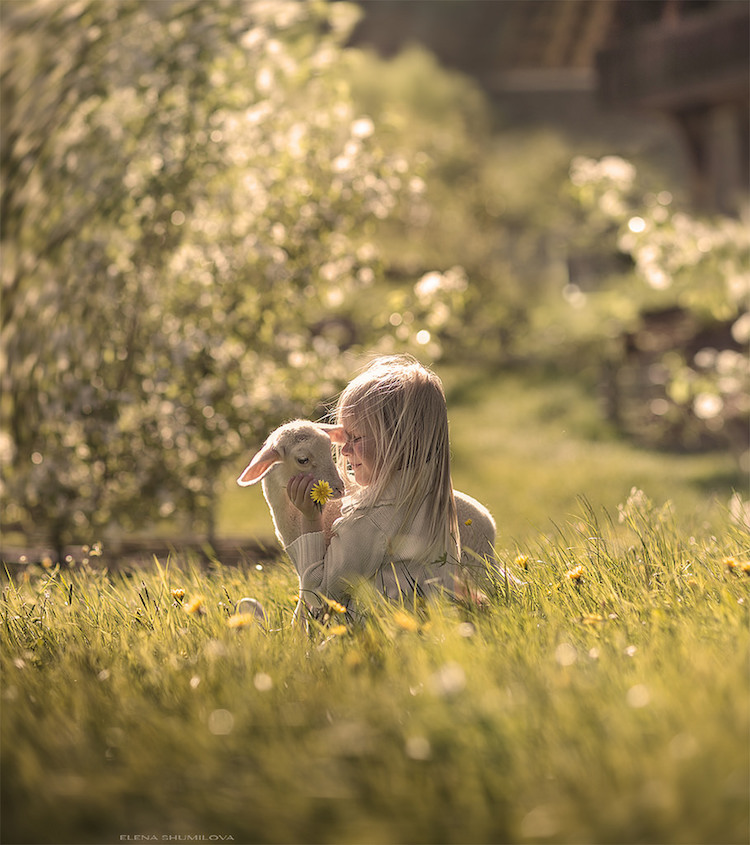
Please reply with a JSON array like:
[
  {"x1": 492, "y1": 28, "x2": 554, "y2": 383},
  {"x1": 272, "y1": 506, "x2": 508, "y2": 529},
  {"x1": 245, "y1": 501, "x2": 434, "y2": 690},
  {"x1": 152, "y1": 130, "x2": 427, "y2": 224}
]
[{"x1": 334, "y1": 354, "x2": 459, "y2": 567}]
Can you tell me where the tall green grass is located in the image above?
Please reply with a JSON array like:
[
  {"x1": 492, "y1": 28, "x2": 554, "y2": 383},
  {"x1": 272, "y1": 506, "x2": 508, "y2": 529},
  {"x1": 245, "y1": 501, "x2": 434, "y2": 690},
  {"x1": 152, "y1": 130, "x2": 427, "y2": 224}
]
[{"x1": 2, "y1": 491, "x2": 748, "y2": 844}]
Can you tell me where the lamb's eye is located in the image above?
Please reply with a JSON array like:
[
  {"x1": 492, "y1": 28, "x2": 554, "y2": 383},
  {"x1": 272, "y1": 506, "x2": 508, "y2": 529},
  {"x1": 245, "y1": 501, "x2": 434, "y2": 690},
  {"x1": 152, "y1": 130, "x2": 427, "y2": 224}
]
[{"x1": 297, "y1": 457, "x2": 309, "y2": 465}]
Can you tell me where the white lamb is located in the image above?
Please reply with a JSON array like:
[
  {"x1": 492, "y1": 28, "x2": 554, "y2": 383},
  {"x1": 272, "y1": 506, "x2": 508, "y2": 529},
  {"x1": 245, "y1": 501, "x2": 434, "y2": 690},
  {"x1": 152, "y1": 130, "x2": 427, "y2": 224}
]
[
  {"x1": 237, "y1": 420, "x2": 498, "y2": 578},
  {"x1": 237, "y1": 420, "x2": 346, "y2": 546}
]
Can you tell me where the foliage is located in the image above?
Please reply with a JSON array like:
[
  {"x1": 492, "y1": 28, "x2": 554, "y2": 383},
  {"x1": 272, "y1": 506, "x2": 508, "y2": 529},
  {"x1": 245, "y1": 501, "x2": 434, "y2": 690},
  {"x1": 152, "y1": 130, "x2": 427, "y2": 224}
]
[
  {"x1": 2, "y1": 495, "x2": 748, "y2": 844},
  {"x1": 564, "y1": 156, "x2": 749, "y2": 464},
  {"x1": 0, "y1": 0, "x2": 460, "y2": 552},
  {"x1": 345, "y1": 46, "x2": 577, "y2": 360}
]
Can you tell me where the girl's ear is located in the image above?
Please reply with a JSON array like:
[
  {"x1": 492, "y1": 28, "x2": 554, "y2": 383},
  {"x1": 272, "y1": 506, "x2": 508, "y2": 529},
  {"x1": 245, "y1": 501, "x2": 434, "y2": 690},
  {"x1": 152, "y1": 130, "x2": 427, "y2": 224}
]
[
  {"x1": 237, "y1": 446, "x2": 282, "y2": 486},
  {"x1": 317, "y1": 423, "x2": 347, "y2": 445}
]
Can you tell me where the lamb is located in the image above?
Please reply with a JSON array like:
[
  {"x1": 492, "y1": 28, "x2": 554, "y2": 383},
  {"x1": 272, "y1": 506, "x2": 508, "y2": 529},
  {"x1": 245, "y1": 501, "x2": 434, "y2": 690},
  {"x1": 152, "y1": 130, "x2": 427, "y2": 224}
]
[
  {"x1": 237, "y1": 420, "x2": 346, "y2": 547},
  {"x1": 237, "y1": 420, "x2": 498, "y2": 579}
]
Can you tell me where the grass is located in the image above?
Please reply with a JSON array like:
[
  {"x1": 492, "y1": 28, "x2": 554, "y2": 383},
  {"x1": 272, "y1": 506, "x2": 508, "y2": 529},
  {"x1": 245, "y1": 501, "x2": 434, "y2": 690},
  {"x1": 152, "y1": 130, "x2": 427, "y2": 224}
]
[{"x1": 2, "y1": 490, "x2": 749, "y2": 845}]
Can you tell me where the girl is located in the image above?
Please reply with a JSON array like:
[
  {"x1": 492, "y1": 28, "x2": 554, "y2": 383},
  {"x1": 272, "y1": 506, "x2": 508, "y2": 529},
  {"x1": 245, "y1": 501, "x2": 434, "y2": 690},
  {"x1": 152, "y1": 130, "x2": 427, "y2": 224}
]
[{"x1": 286, "y1": 354, "x2": 462, "y2": 615}]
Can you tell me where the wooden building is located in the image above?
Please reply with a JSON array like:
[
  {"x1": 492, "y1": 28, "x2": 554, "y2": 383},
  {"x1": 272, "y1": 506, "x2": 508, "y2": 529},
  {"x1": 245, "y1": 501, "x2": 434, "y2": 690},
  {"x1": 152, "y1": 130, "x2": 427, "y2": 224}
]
[
  {"x1": 349, "y1": 0, "x2": 750, "y2": 214},
  {"x1": 597, "y1": 0, "x2": 749, "y2": 214}
]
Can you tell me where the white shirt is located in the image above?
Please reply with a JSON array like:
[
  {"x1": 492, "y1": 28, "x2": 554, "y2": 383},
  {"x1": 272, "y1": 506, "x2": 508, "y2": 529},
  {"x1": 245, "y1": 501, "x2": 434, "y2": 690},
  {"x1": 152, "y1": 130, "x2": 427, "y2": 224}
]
[{"x1": 286, "y1": 484, "x2": 459, "y2": 610}]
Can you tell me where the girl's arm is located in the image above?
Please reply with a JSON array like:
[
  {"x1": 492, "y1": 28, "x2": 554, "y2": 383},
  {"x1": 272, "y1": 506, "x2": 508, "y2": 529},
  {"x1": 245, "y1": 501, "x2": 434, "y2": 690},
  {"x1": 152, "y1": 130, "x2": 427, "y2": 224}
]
[
  {"x1": 286, "y1": 474, "x2": 386, "y2": 606},
  {"x1": 286, "y1": 474, "x2": 323, "y2": 535}
]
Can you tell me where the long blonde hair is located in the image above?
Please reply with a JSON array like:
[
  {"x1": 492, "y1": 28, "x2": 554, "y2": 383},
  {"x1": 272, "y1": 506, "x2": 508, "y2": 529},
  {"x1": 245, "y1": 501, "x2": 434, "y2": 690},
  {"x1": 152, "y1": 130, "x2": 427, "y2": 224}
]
[{"x1": 334, "y1": 355, "x2": 459, "y2": 566}]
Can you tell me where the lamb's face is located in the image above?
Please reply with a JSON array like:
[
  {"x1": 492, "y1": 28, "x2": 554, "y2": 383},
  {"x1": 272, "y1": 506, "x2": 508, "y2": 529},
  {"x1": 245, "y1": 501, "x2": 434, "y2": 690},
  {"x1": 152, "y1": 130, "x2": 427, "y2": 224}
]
[
  {"x1": 238, "y1": 421, "x2": 348, "y2": 495},
  {"x1": 283, "y1": 429, "x2": 345, "y2": 499}
]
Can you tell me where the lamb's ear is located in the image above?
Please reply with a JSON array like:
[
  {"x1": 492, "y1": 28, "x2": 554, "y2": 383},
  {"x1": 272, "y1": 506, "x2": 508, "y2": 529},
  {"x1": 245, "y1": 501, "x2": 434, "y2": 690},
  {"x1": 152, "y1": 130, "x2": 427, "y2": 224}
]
[
  {"x1": 317, "y1": 423, "x2": 346, "y2": 445},
  {"x1": 237, "y1": 446, "x2": 282, "y2": 486}
]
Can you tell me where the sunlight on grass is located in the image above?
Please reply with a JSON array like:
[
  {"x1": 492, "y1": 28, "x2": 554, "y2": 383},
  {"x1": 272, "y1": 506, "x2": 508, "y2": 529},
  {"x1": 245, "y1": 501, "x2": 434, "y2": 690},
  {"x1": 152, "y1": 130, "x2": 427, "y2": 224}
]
[
  {"x1": 442, "y1": 369, "x2": 741, "y2": 544},
  {"x1": 2, "y1": 493, "x2": 748, "y2": 844}
]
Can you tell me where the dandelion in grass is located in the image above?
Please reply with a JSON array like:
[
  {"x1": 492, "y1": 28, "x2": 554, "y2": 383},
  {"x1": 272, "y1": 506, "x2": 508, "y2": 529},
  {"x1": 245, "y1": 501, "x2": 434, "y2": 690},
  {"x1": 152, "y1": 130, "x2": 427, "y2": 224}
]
[
  {"x1": 393, "y1": 610, "x2": 420, "y2": 632},
  {"x1": 310, "y1": 479, "x2": 333, "y2": 510},
  {"x1": 227, "y1": 613, "x2": 255, "y2": 629},
  {"x1": 322, "y1": 595, "x2": 347, "y2": 615},
  {"x1": 515, "y1": 554, "x2": 530, "y2": 570},
  {"x1": 723, "y1": 556, "x2": 738, "y2": 574},
  {"x1": 171, "y1": 588, "x2": 185, "y2": 602},
  {"x1": 565, "y1": 565, "x2": 585, "y2": 582},
  {"x1": 582, "y1": 613, "x2": 604, "y2": 625},
  {"x1": 185, "y1": 595, "x2": 205, "y2": 615},
  {"x1": 724, "y1": 557, "x2": 750, "y2": 576}
]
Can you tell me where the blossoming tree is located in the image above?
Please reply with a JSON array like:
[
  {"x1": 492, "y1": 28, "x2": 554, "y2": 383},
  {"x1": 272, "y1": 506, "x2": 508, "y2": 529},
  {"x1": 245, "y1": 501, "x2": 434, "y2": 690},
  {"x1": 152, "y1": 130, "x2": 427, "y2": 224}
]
[{"x1": 1, "y1": 0, "x2": 454, "y2": 555}]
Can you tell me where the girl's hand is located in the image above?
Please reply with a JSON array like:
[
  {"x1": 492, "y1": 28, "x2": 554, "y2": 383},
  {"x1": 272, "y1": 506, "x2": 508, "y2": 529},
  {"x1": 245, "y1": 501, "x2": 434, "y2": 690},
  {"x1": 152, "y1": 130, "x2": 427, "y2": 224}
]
[{"x1": 287, "y1": 474, "x2": 324, "y2": 533}]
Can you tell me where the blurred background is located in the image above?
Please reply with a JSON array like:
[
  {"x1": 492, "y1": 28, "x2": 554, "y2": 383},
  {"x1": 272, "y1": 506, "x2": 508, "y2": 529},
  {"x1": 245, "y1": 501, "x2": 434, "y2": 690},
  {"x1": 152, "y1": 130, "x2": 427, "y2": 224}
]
[{"x1": 1, "y1": 0, "x2": 748, "y2": 563}]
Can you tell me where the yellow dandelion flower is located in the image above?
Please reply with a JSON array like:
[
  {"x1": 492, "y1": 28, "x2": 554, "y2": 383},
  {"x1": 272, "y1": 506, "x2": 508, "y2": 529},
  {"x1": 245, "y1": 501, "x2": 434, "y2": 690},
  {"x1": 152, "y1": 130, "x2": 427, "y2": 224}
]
[
  {"x1": 227, "y1": 613, "x2": 255, "y2": 629},
  {"x1": 582, "y1": 613, "x2": 604, "y2": 625},
  {"x1": 310, "y1": 480, "x2": 333, "y2": 509},
  {"x1": 393, "y1": 610, "x2": 420, "y2": 632},
  {"x1": 514, "y1": 554, "x2": 530, "y2": 570},
  {"x1": 723, "y1": 557, "x2": 739, "y2": 574},
  {"x1": 329, "y1": 624, "x2": 348, "y2": 636},
  {"x1": 171, "y1": 588, "x2": 185, "y2": 602},
  {"x1": 322, "y1": 595, "x2": 347, "y2": 614},
  {"x1": 565, "y1": 565, "x2": 585, "y2": 582},
  {"x1": 464, "y1": 518, "x2": 472, "y2": 526},
  {"x1": 185, "y1": 595, "x2": 205, "y2": 614}
]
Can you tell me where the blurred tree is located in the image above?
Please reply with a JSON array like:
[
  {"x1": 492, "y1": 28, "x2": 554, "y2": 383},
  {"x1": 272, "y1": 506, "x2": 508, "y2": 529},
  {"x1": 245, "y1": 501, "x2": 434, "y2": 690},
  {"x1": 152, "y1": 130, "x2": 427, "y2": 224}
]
[
  {"x1": 1, "y1": 0, "x2": 446, "y2": 555},
  {"x1": 565, "y1": 155, "x2": 749, "y2": 466},
  {"x1": 344, "y1": 46, "x2": 578, "y2": 362}
]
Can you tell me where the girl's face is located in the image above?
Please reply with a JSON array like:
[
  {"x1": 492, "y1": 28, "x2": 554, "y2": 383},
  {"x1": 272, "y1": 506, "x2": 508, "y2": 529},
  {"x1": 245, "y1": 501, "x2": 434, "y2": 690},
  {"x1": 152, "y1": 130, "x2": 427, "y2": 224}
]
[{"x1": 341, "y1": 417, "x2": 376, "y2": 486}]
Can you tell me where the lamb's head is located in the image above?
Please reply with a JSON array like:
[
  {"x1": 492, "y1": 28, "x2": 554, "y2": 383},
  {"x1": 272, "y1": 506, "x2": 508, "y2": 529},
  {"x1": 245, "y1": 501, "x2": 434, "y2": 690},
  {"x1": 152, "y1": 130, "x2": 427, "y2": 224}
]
[{"x1": 237, "y1": 420, "x2": 346, "y2": 498}]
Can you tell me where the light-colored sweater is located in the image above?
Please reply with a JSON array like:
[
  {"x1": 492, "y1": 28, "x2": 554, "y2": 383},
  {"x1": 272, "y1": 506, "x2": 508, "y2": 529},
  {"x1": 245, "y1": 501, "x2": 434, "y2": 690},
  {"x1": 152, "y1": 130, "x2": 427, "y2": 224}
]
[{"x1": 286, "y1": 484, "x2": 459, "y2": 610}]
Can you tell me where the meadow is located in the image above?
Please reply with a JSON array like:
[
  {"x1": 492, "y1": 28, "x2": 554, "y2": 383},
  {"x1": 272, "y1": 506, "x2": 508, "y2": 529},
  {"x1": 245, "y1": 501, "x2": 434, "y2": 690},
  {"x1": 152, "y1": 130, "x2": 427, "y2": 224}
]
[
  {"x1": 5, "y1": 5, "x2": 748, "y2": 843},
  {"x1": 2, "y1": 483, "x2": 748, "y2": 844}
]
